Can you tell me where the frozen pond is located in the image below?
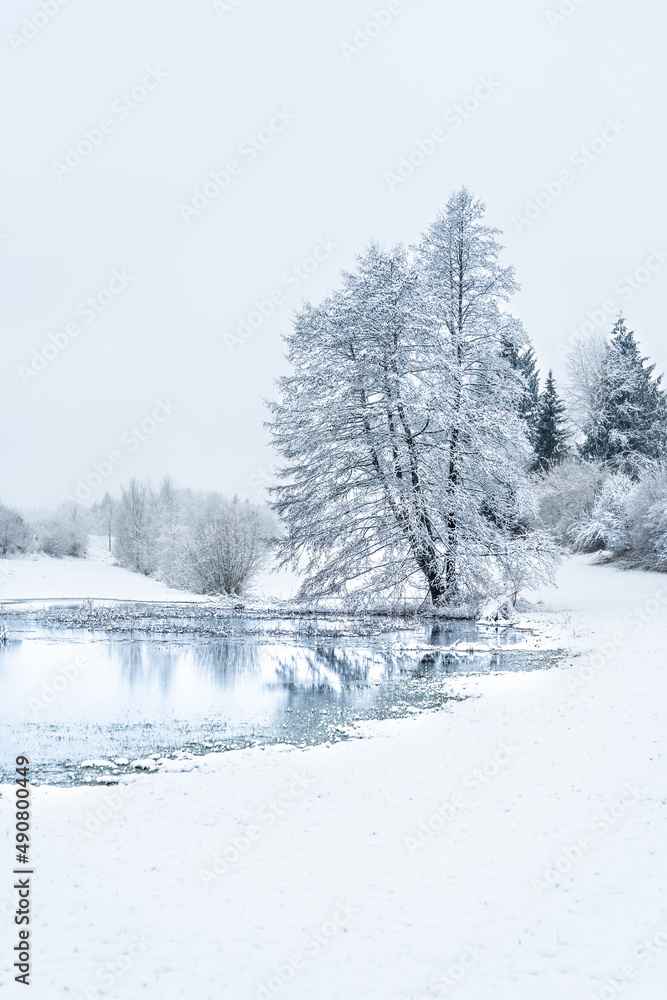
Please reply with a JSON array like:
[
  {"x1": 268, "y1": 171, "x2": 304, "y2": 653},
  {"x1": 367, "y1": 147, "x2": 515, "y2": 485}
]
[{"x1": 1, "y1": 614, "x2": 562, "y2": 785}]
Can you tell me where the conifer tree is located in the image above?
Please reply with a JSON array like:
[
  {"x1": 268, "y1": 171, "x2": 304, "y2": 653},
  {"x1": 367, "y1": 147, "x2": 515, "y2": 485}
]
[
  {"x1": 501, "y1": 337, "x2": 540, "y2": 448},
  {"x1": 534, "y1": 370, "x2": 569, "y2": 470},
  {"x1": 579, "y1": 317, "x2": 667, "y2": 471}
]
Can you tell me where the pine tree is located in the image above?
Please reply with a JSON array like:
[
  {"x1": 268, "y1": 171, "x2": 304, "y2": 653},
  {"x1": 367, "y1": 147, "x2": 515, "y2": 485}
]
[
  {"x1": 500, "y1": 337, "x2": 540, "y2": 448},
  {"x1": 534, "y1": 370, "x2": 569, "y2": 470},
  {"x1": 579, "y1": 317, "x2": 667, "y2": 471}
]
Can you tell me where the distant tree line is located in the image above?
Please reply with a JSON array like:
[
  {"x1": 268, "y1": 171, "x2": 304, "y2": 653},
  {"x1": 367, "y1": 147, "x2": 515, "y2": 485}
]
[
  {"x1": 93, "y1": 476, "x2": 275, "y2": 596},
  {"x1": 0, "y1": 501, "x2": 87, "y2": 559},
  {"x1": 1, "y1": 478, "x2": 276, "y2": 598}
]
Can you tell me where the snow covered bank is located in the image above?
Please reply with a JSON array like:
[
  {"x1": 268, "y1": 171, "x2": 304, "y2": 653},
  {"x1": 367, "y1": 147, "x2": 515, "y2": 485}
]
[
  {"x1": 0, "y1": 535, "x2": 300, "y2": 604},
  {"x1": 2, "y1": 556, "x2": 667, "y2": 998}
]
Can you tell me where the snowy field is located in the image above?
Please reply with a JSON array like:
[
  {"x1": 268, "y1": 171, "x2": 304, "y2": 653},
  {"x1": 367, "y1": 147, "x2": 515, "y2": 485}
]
[
  {"x1": 2, "y1": 555, "x2": 667, "y2": 999},
  {"x1": 0, "y1": 535, "x2": 300, "y2": 604},
  {"x1": 0, "y1": 536, "x2": 199, "y2": 604}
]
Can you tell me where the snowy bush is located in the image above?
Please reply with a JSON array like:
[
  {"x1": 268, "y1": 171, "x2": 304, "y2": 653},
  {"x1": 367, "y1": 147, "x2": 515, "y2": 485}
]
[
  {"x1": 572, "y1": 462, "x2": 667, "y2": 569},
  {"x1": 635, "y1": 468, "x2": 667, "y2": 569},
  {"x1": 109, "y1": 476, "x2": 274, "y2": 594},
  {"x1": 0, "y1": 503, "x2": 31, "y2": 556},
  {"x1": 185, "y1": 499, "x2": 271, "y2": 596},
  {"x1": 533, "y1": 460, "x2": 609, "y2": 550},
  {"x1": 574, "y1": 474, "x2": 633, "y2": 555},
  {"x1": 34, "y1": 504, "x2": 88, "y2": 558}
]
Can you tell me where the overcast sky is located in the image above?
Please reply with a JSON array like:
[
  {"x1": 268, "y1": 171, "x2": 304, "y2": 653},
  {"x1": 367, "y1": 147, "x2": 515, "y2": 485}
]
[{"x1": 1, "y1": 0, "x2": 665, "y2": 509}]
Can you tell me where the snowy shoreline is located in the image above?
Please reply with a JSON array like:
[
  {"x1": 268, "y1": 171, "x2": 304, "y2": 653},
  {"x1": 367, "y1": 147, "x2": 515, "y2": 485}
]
[{"x1": 2, "y1": 555, "x2": 667, "y2": 998}]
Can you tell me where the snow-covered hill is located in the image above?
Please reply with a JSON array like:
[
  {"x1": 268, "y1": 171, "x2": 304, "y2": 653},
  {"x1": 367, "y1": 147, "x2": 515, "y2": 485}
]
[{"x1": 0, "y1": 535, "x2": 201, "y2": 603}]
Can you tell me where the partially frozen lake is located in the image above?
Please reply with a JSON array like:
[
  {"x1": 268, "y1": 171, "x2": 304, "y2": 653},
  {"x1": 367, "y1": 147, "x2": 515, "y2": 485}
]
[{"x1": 1, "y1": 612, "x2": 562, "y2": 785}]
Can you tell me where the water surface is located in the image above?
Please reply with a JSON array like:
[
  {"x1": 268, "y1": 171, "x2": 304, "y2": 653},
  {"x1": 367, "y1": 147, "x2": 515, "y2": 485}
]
[{"x1": 0, "y1": 616, "x2": 560, "y2": 785}]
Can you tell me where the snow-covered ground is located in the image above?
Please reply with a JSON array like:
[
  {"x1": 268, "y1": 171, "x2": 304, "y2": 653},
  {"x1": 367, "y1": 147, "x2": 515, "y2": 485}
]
[
  {"x1": 0, "y1": 536, "x2": 199, "y2": 604},
  {"x1": 2, "y1": 555, "x2": 667, "y2": 998},
  {"x1": 0, "y1": 535, "x2": 300, "y2": 604}
]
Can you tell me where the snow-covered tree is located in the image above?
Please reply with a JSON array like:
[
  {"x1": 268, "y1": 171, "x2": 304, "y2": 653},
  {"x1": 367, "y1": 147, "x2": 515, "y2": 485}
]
[
  {"x1": 564, "y1": 330, "x2": 608, "y2": 438},
  {"x1": 630, "y1": 464, "x2": 667, "y2": 568},
  {"x1": 533, "y1": 370, "x2": 569, "y2": 470},
  {"x1": 0, "y1": 503, "x2": 30, "y2": 556},
  {"x1": 532, "y1": 459, "x2": 608, "y2": 549},
  {"x1": 578, "y1": 318, "x2": 667, "y2": 471},
  {"x1": 500, "y1": 336, "x2": 540, "y2": 448},
  {"x1": 109, "y1": 476, "x2": 272, "y2": 593},
  {"x1": 575, "y1": 473, "x2": 633, "y2": 554},
  {"x1": 154, "y1": 475, "x2": 187, "y2": 586},
  {"x1": 34, "y1": 502, "x2": 88, "y2": 558},
  {"x1": 98, "y1": 492, "x2": 115, "y2": 552},
  {"x1": 576, "y1": 462, "x2": 667, "y2": 567},
  {"x1": 185, "y1": 498, "x2": 269, "y2": 595},
  {"x1": 268, "y1": 189, "x2": 558, "y2": 608},
  {"x1": 113, "y1": 478, "x2": 157, "y2": 574}
]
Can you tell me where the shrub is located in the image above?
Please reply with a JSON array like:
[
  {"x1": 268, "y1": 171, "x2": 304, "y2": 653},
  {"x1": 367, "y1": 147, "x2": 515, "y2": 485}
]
[
  {"x1": 185, "y1": 499, "x2": 270, "y2": 596},
  {"x1": 0, "y1": 503, "x2": 30, "y2": 556},
  {"x1": 34, "y1": 504, "x2": 88, "y2": 558},
  {"x1": 532, "y1": 459, "x2": 609, "y2": 550}
]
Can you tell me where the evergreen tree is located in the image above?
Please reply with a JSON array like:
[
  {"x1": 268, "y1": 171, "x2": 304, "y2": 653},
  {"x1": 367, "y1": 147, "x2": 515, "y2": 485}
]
[
  {"x1": 579, "y1": 317, "x2": 667, "y2": 471},
  {"x1": 501, "y1": 337, "x2": 540, "y2": 448},
  {"x1": 534, "y1": 370, "x2": 569, "y2": 470}
]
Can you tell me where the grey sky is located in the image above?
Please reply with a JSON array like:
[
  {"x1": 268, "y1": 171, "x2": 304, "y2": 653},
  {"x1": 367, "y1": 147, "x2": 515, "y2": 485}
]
[{"x1": 1, "y1": 0, "x2": 665, "y2": 509}]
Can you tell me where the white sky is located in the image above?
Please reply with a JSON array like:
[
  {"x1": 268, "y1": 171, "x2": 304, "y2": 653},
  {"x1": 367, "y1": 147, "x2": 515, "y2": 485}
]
[{"x1": 1, "y1": 0, "x2": 665, "y2": 509}]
